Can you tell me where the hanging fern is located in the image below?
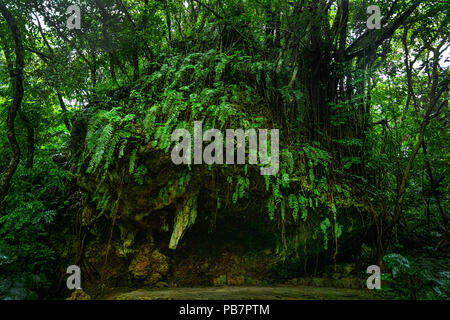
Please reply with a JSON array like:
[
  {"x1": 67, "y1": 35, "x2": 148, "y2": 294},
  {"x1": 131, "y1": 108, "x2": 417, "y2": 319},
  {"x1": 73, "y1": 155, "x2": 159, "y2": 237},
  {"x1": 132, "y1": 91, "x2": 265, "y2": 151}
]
[
  {"x1": 87, "y1": 123, "x2": 114, "y2": 173},
  {"x1": 134, "y1": 164, "x2": 148, "y2": 185},
  {"x1": 288, "y1": 194, "x2": 299, "y2": 221}
]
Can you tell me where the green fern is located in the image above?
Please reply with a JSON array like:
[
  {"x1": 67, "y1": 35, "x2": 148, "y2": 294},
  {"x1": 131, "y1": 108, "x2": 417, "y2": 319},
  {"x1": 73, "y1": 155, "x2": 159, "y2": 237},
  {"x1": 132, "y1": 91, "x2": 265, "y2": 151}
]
[{"x1": 134, "y1": 164, "x2": 148, "y2": 185}]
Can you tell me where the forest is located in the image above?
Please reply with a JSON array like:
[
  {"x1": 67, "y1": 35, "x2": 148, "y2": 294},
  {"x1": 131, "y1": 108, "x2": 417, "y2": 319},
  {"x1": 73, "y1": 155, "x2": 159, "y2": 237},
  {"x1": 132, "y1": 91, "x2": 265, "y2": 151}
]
[{"x1": 0, "y1": 0, "x2": 448, "y2": 301}]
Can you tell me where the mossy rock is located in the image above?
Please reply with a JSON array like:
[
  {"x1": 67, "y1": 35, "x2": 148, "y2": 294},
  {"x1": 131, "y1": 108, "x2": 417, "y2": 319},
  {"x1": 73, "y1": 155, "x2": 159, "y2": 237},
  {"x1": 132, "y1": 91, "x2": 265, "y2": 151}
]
[
  {"x1": 144, "y1": 272, "x2": 163, "y2": 286},
  {"x1": 332, "y1": 277, "x2": 364, "y2": 289},
  {"x1": 129, "y1": 245, "x2": 169, "y2": 280},
  {"x1": 311, "y1": 278, "x2": 325, "y2": 287},
  {"x1": 229, "y1": 276, "x2": 245, "y2": 286},
  {"x1": 301, "y1": 278, "x2": 313, "y2": 286},
  {"x1": 156, "y1": 281, "x2": 169, "y2": 289},
  {"x1": 213, "y1": 275, "x2": 227, "y2": 286},
  {"x1": 244, "y1": 277, "x2": 259, "y2": 286},
  {"x1": 67, "y1": 289, "x2": 91, "y2": 300}
]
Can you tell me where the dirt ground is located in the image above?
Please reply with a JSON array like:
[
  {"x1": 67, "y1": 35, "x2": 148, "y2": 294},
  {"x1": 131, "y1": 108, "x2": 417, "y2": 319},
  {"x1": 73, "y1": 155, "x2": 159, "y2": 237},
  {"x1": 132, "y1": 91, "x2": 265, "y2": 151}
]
[{"x1": 102, "y1": 285, "x2": 383, "y2": 300}]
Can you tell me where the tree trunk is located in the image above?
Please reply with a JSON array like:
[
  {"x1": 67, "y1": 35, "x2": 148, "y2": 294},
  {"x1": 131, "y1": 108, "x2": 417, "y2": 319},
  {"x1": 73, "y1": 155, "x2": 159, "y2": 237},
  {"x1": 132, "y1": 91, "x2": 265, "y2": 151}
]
[
  {"x1": 0, "y1": 2, "x2": 25, "y2": 214},
  {"x1": 18, "y1": 111, "x2": 34, "y2": 169}
]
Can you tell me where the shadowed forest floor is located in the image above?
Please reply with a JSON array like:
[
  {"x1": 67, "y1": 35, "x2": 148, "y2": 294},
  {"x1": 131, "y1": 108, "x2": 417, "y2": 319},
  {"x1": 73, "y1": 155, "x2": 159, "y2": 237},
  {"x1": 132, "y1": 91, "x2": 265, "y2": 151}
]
[{"x1": 101, "y1": 285, "x2": 384, "y2": 300}]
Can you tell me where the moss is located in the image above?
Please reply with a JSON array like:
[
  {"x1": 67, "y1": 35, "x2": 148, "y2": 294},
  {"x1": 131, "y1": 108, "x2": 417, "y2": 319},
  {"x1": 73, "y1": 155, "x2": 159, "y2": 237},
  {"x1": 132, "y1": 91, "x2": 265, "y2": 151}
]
[
  {"x1": 144, "y1": 273, "x2": 163, "y2": 286},
  {"x1": 227, "y1": 276, "x2": 245, "y2": 286},
  {"x1": 116, "y1": 226, "x2": 136, "y2": 258},
  {"x1": 129, "y1": 245, "x2": 169, "y2": 285},
  {"x1": 66, "y1": 289, "x2": 91, "y2": 300},
  {"x1": 156, "y1": 281, "x2": 169, "y2": 289},
  {"x1": 81, "y1": 205, "x2": 96, "y2": 226},
  {"x1": 213, "y1": 275, "x2": 227, "y2": 286},
  {"x1": 311, "y1": 278, "x2": 325, "y2": 287}
]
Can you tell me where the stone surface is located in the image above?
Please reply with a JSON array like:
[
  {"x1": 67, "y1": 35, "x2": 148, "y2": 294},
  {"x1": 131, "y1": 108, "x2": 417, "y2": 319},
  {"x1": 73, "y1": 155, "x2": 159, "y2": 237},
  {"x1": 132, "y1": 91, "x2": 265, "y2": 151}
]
[
  {"x1": 169, "y1": 194, "x2": 198, "y2": 250},
  {"x1": 105, "y1": 285, "x2": 382, "y2": 300}
]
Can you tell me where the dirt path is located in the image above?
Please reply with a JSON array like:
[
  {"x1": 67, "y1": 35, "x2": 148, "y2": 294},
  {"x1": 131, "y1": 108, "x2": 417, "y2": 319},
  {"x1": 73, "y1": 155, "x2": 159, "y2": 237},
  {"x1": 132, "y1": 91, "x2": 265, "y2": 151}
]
[{"x1": 104, "y1": 285, "x2": 382, "y2": 300}]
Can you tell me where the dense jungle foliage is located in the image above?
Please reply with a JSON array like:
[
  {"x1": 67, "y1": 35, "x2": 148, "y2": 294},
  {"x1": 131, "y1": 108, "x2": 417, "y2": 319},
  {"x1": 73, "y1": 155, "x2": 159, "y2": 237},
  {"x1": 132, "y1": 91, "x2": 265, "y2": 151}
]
[{"x1": 0, "y1": 0, "x2": 448, "y2": 300}]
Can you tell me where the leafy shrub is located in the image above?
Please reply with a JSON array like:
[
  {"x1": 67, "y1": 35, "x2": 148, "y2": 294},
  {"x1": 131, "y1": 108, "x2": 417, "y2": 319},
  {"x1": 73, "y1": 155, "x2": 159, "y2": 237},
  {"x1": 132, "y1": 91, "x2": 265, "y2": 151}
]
[
  {"x1": 0, "y1": 160, "x2": 70, "y2": 299},
  {"x1": 382, "y1": 253, "x2": 450, "y2": 300}
]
